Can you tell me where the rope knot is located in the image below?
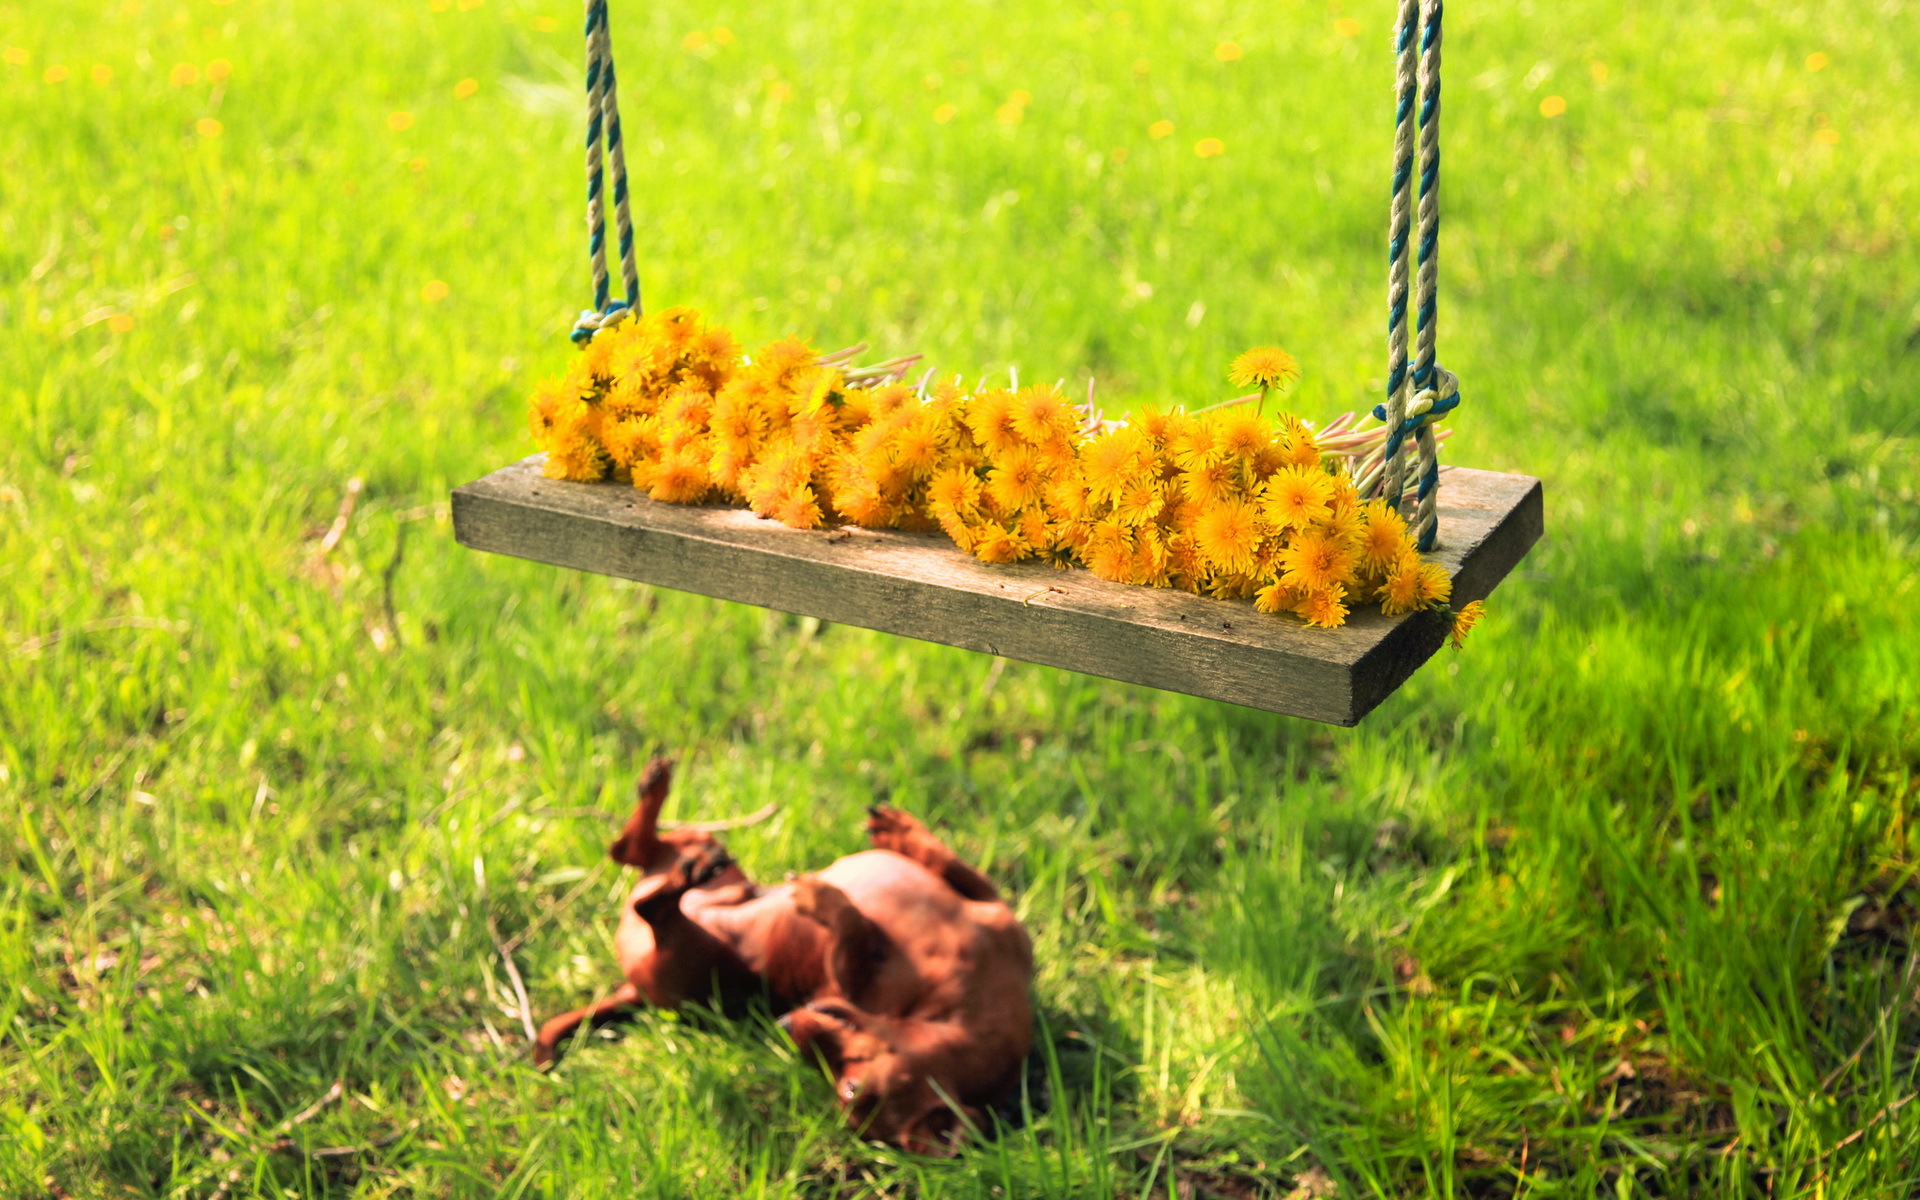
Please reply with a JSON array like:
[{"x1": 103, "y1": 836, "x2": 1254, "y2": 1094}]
[{"x1": 569, "y1": 300, "x2": 634, "y2": 344}]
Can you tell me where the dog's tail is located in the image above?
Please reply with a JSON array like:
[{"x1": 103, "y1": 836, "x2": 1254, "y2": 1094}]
[{"x1": 608, "y1": 757, "x2": 671, "y2": 868}]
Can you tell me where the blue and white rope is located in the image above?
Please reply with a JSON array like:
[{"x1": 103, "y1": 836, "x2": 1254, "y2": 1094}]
[
  {"x1": 1377, "y1": 0, "x2": 1458, "y2": 552},
  {"x1": 572, "y1": 0, "x2": 640, "y2": 343}
]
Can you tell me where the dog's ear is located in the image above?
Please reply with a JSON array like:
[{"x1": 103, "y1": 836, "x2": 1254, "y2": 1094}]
[
  {"x1": 609, "y1": 757, "x2": 673, "y2": 867},
  {"x1": 778, "y1": 1000, "x2": 862, "y2": 1072}
]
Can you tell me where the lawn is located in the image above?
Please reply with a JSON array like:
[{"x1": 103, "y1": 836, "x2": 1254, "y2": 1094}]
[{"x1": 3, "y1": 0, "x2": 1917, "y2": 1195}]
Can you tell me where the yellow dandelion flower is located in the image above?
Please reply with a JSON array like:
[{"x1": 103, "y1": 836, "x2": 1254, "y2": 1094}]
[
  {"x1": 600, "y1": 415, "x2": 661, "y2": 468},
  {"x1": 1413, "y1": 561, "x2": 1453, "y2": 608},
  {"x1": 974, "y1": 524, "x2": 1031, "y2": 563},
  {"x1": 751, "y1": 336, "x2": 816, "y2": 383},
  {"x1": 773, "y1": 485, "x2": 825, "y2": 529},
  {"x1": 527, "y1": 378, "x2": 587, "y2": 447},
  {"x1": 1294, "y1": 584, "x2": 1350, "y2": 629},
  {"x1": 1357, "y1": 500, "x2": 1411, "y2": 568},
  {"x1": 1045, "y1": 475, "x2": 1095, "y2": 521},
  {"x1": 1449, "y1": 599, "x2": 1486, "y2": 648},
  {"x1": 1192, "y1": 498, "x2": 1263, "y2": 576},
  {"x1": 890, "y1": 416, "x2": 945, "y2": 478},
  {"x1": 1085, "y1": 521, "x2": 1132, "y2": 581},
  {"x1": 1080, "y1": 427, "x2": 1153, "y2": 503},
  {"x1": 1131, "y1": 405, "x2": 1185, "y2": 450},
  {"x1": 1277, "y1": 529, "x2": 1356, "y2": 593},
  {"x1": 1227, "y1": 346, "x2": 1300, "y2": 393},
  {"x1": 1011, "y1": 386, "x2": 1076, "y2": 444},
  {"x1": 1216, "y1": 409, "x2": 1272, "y2": 463},
  {"x1": 1019, "y1": 507, "x2": 1052, "y2": 549},
  {"x1": 1111, "y1": 479, "x2": 1164, "y2": 527},
  {"x1": 1179, "y1": 460, "x2": 1238, "y2": 507},
  {"x1": 648, "y1": 448, "x2": 710, "y2": 503},
  {"x1": 543, "y1": 432, "x2": 607, "y2": 481},
  {"x1": 1253, "y1": 580, "x2": 1299, "y2": 615},
  {"x1": 1260, "y1": 466, "x2": 1334, "y2": 531},
  {"x1": 1378, "y1": 553, "x2": 1425, "y2": 616},
  {"x1": 1173, "y1": 414, "x2": 1227, "y2": 471},
  {"x1": 965, "y1": 389, "x2": 1025, "y2": 454},
  {"x1": 928, "y1": 466, "x2": 984, "y2": 517},
  {"x1": 986, "y1": 446, "x2": 1047, "y2": 512}
]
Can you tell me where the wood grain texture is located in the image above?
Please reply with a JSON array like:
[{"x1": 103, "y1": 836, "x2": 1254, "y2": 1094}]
[{"x1": 452, "y1": 458, "x2": 1543, "y2": 726}]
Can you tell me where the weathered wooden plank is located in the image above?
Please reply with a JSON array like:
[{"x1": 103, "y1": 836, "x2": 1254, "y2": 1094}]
[{"x1": 452, "y1": 458, "x2": 1543, "y2": 725}]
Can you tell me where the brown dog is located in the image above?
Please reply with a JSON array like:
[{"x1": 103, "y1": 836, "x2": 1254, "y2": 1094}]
[{"x1": 533, "y1": 759, "x2": 1034, "y2": 1154}]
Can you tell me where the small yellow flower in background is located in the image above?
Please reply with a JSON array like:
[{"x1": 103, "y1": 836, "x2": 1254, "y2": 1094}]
[
  {"x1": 454, "y1": 77, "x2": 479, "y2": 98},
  {"x1": 1149, "y1": 119, "x2": 1174, "y2": 139},
  {"x1": 1539, "y1": 95, "x2": 1567, "y2": 118},
  {"x1": 1195, "y1": 137, "x2": 1225, "y2": 158},
  {"x1": 108, "y1": 314, "x2": 135, "y2": 333},
  {"x1": 456, "y1": 0, "x2": 484, "y2": 10},
  {"x1": 532, "y1": 16, "x2": 557, "y2": 32},
  {"x1": 682, "y1": 30, "x2": 708, "y2": 52},
  {"x1": 388, "y1": 110, "x2": 414, "y2": 131},
  {"x1": 1229, "y1": 347, "x2": 1299, "y2": 392},
  {"x1": 1110, "y1": 146, "x2": 1130, "y2": 164},
  {"x1": 1805, "y1": 52, "x2": 1829, "y2": 72},
  {"x1": 409, "y1": 156, "x2": 429, "y2": 173},
  {"x1": 933, "y1": 103, "x2": 957, "y2": 124},
  {"x1": 91, "y1": 63, "x2": 113, "y2": 84},
  {"x1": 1334, "y1": 18, "x2": 1361, "y2": 37},
  {"x1": 43, "y1": 64, "x2": 67, "y2": 83},
  {"x1": 2, "y1": 47, "x2": 28, "y2": 66},
  {"x1": 422, "y1": 280, "x2": 450, "y2": 302},
  {"x1": 996, "y1": 102, "x2": 1023, "y2": 126},
  {"x1": 1814, "y1": 128, "x2": 1840, "y2": 146},
  {"x1": 1588, "y1": 60, "x2": 1609, "y2": 83},
  {"x1": 206, "y1": 59, "x2": 231, "y2": 83},
  {"x1": 767, "y1": 80, "x2": 793, "y2": 103},
  {"x1": 170, "y1": 62, "x2": 199, "y2": 87},
  {"x1": 712, "y1": 27, "x2": 734, "y2": 45},
  {"x1": 1132, "y1": 58, "x2": 1151, "y2": 77},
  {"x1": 1215, "y1": 41, "x2": 1242, "y2": 62},
  {"x1": 1008, "y1": 89, "x2": 1032, "y2": 107},
  {"x1": 196, "y1": 117, "x2": 223, "y2": 138},
  {"x1": 1449, "y1": 600, "x2": 1486, "y2": 648},
  {"x1": 429, "y1": 0, "x2": 451, "y2": 12}
]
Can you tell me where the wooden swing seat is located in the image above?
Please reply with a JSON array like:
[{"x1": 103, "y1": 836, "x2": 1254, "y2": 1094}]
[{"x1": 452, "y1": 456, "x2": 1541, "y2": 726}]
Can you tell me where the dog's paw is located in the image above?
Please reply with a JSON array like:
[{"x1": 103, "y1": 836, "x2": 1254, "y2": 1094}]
[
  {"x1": 864, "y1": 804, "x2": 928, "y2": 848},
  {"x1": 674, "y1": 843, "x2": 735, "y2": 890}
]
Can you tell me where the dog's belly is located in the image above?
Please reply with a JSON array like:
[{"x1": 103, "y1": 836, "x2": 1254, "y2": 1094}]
[{"x1": 685, "y1": 850, "x2": 1004, "y2": 1014}]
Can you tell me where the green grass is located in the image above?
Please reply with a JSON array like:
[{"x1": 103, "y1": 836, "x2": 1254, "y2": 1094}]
[{"x1": 3, "y1": 0, "x2": 1917, "y2": 1194}]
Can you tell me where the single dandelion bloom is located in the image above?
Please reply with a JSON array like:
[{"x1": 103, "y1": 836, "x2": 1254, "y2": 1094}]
[
  {"x1": 1216, "y1": 409, "x2": 1272, "y2": 463},
  {"x1": 1357, "y1": 500, "x2": 1411, "y2": 568},
  {"x1": 929, "y1": 466, "x2": 984, "y2": 517},
  {"x1": 1253, "y1": 580, "x2": 1299, "y2": 615},
  {"x1": 965, "y1": 389, "x2": 1025, "y2": 454},
  {"x1": 1179, "y1": 460, "x2": 1237, "y2": 507},
  {"x1": 1130, "y1": 405, "x2": 1184, "y2": 450},
  {"x1": 1079, "y1": 427, "x2": 1152, "y2": 503},
  {"x1": 1192, "y1": 499, "x2": 1262, "y2": 576},
  {"x1": 1277, "y1": 529, "x2": 1356, "y2": 593},
  {"x1": 1227, "y1": 347, "x2": 1300, "y2": 393},
  {"x1": 890, "y1": 417, "x2": 945, "y2": 478},
  {"x1": 773, "y1": 485, "x2": 825, "y2": 529},
  {"x1": 986, "y1": 447, "x2": 1047, "y2": 512},
  {"x1": 1173, "y1": 415, "x2": 1227, "y2": 471},
  {"x1": 1413, "y1": 561, "x2": 1453, "y2": 608},
  {"x1": 543, "y1": 433, "x2": 607, "y2": 482},
  {"x1": 1084, "y1": 521, "x2": 1132, "y2": 581},
  {"x1": 1260, "y1": 466, "x2": 1334, "y2": 530},
  {"x1": 648, "y1": 449, "x2": 710, "y2": 503},
  {"x1": 1011, "y1": 386, "x2": 1076, "y2": 445},
  {"x1": 1449, "y1": 599, "x2": 1486, "y2": 648},
  {"x1": 1378, "y1": 554, "x2": 1425, "y2": 615},
  {"x1": 600, "y1": 415, "x2": 661, "y2": 468},
  {"x1": 1295, "y1": 584, "x2": 1350, "y2": 629},
  {"x1": 1019, "y1": 507, "x2": 1051, "y2": 550},
  {"x1": 1111, "y1": 480, "x2": 1164, "y2": 527},
  {"x1": 974, "y1": 524, "x2": 1031, "y2": 564}
]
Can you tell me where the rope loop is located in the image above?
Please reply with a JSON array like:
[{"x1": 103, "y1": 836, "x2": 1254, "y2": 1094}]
[{"x1": 576, "y1": 0, "x2": 639, "y2": 341}]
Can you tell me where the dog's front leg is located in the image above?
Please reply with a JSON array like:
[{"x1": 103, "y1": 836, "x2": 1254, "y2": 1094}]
[{"x1": 533, "y1": 981, "x2": 644, "y2": 1068}]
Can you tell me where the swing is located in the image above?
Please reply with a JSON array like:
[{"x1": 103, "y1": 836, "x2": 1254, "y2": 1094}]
[{"x1": 452, "y1": 0, "x2": 1543, "y2": 727}]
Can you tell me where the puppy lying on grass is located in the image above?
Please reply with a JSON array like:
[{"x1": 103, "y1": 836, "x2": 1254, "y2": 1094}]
[{"x1": 534, "y1": 759, "x2": 1034, "y2": 1155}]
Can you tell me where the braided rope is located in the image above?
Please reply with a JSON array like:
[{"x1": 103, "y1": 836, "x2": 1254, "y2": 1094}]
[
  {"x1": 1379, "y1": 0, "x2": 1419, "y2": 520},
  {"x1": 1376, "y1": 0, "x2": 1458, "y2": 552},
  {"x1": 572, "y1": 0, "x2": 640, "y2": 343}
]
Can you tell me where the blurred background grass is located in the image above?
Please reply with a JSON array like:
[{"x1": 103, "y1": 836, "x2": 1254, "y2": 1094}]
[{"x1": 2, "y1": 0, "x2": 1917, "y2": 1195}]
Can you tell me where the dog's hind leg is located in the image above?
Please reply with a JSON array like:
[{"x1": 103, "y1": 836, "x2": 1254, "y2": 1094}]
[
  {"x1": 791, "y1": 876, "x2": 887, "y2": 1003},
  {"x1": 864, "y1": 805, "x2": 1000, "y2": 902},
  {"x1": 533, "y1": 981, "x2": 643, "y2": 1068}
]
